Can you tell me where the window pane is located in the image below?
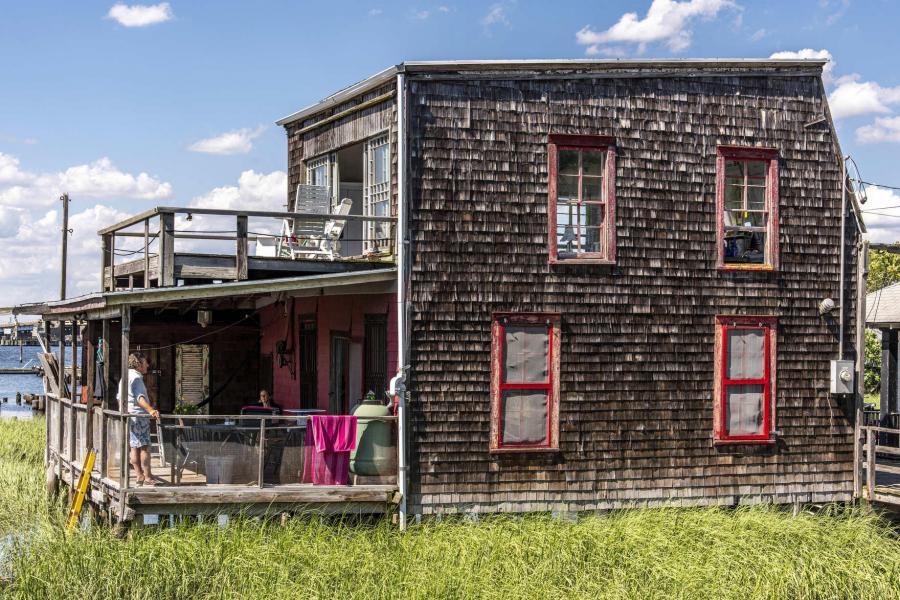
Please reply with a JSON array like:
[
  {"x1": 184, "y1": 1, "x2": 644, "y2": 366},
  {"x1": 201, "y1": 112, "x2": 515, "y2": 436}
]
[
  {"x1": 558, "y1": 175, "x2": 579, "y2": 200},
  {"x1": 724, "y1": 232, "x2": 766, "y2": 264},
  {"x1": 725, "y1": 161, "x2": 743, "y2": 177},
  {"x1": 747, "y1": 186, "x2": 765, "y2": 211},
  {"x1": 504, "y1": 325, "x2": 549, "y2": 383},
  {"x1": 557, "y1": 226, "x2": 579, "y2": 257},
  {"x1": 725, "y1": 384, "x2": 765, "y2": 437},
  {"x1": 747, "y1": 161, "x2": 767, "y2": 178},
  {"x1": 582, "y1": 151, "x2": 605, "y2": 177},
  {"x1": 502, "y1": 390, "x2": 549, "y2": 445},
  {"x1": 373, "y1": 144, "x2": 389, "y2": 184},
  {"x1": 726, "y1": 328, "x2": 765, "y2": 379},
  {"x1": 584, "y1": 227, "x2": 604, "y2": 253},
  {"x1": 725, "y1": 185, "x2": 743, "y2": 211},
  {"x1": 559, "y1": 150, "x2": 579, "y2": 175},
  {"x1": 584, "y1": 204, "x2": 605, "y2": 228},
  {"x1": 582, "y1": 176, "x2": 604, "y2": 202},
  {"x1": 726, "y1": 210, "x2": 766, "y2": 228}
]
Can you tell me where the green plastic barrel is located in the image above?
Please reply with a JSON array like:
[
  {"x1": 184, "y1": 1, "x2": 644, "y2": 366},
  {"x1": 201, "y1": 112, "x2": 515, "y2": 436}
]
[{"x1": 349, "y1": 401, "x2": 397, "y2": 476}]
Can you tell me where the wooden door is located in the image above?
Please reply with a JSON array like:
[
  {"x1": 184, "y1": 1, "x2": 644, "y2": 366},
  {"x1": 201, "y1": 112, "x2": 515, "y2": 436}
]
[{"x1": 329, "y1": 332, "x2": 350, "y2": 415}]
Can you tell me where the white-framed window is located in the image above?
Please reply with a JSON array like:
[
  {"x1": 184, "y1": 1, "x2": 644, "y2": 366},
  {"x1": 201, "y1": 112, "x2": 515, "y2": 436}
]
[
  {"x1": 306, "y1": 155, "x2": 331, "y2": 190},
  {"x1": 364, "y1": 134, "x2": 390, "y2": 253}
]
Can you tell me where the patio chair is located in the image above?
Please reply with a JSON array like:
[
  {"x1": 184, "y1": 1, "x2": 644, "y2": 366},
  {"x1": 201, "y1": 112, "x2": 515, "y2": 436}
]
[
  {"x1": 279, "y1": 186, "x2": 354, "y2": 261},
  {"x1": 173, "y1": 419, "x2": 206, "y2": 484},
  {"x1": 277, "y1": 184, "x2": 329, "y2": 259}
]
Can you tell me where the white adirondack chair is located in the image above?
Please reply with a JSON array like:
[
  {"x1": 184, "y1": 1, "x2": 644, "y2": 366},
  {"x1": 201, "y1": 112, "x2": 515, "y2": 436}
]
[{"x1": 279, "y1": 185, "x2": 354, "y2": 261}]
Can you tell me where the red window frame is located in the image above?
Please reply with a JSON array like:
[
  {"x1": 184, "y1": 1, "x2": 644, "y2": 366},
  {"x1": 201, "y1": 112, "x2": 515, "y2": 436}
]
[
  {"x1": 713, "y1": 315, "x2": 777, "y2": 444},
  {"x1": 548, "y1": 134, "x2": 617, "y2": 265},
  {"x1": 489, "y1": 313, "x2": 561, "y2": 452},
  {"x1": 716, "y1": 146, "x2": 780, "y2": 271}
]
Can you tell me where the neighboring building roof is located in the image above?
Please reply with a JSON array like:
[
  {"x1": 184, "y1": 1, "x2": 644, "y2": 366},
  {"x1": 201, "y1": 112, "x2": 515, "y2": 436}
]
[
  {"x1": 275, "y1": 58, "x2": 828, "y2": 127},
  {"x1": 866, "y1": 282, "x2": 900, "y2": 328}
]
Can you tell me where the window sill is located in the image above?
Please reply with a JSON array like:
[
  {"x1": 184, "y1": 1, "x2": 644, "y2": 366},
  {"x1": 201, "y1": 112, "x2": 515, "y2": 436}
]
[
  {"x1": 489, "y1": 446, "x2": 560, "y2": 454},
  {"x1": 550, "y1": 258, "x2": 616, "y2": 266},
  {"x1": 713, "y1": 437, "x2": 777, "y2": 446},
  {"x1": 717, "y1": 264, "x2": 776, "y2": 273}
]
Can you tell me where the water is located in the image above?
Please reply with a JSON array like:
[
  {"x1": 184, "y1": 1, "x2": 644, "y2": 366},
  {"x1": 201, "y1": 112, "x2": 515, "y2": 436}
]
[{"x1": 0, "y1": 345, "x2": 79, "y2": 419}]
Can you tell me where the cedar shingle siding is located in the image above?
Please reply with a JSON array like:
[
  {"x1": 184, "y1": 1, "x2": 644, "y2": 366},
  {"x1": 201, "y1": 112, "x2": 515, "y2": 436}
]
[{"x1": 405, "y1": 71, "x2": 859, "y2": 514}]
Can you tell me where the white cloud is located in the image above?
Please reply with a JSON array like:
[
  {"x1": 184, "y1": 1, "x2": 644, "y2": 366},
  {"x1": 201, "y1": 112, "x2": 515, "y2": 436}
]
[
  {"x1": 749, "y1": 28, "x2": 767, "y2": 42},
  {"x1": 0, "y1": 204, "x2": 130, "y2": 305},
  {"x1": 188, "y1": 126, "x2": 267, "y2": 155},
  {"x1": 0, "y1": 154, "x2": 171, "y2": 207},
  {"x1": 189, "y1": 170, "x2": 286, "y2": 212},
  {"x1": 856, "y1": 116, "x2": 900, "y2": 144},
  {"x1": 861, "y1": 186, "x2": 900, "y2": 244},
  {"x1": 481, "y1": 4, "x2": 509, "y2": 27},
  {"x1": 828, "y1": 75, "x2": 900, "y2": 120},
  {"x1": 769, "y1": 48, "x2": 834, "y2": 83},
  {"x1": 368, "y1": 8, "x2": 383, "y2": 16},
  {"x1": 107, "y1": 3, "x2": 173, "y2": 27},
  {"x1": 576, "y1": 0, "x2": 736, "y2": 55},
  {"x1": 176, "y1": 170, "x2": 287, "y2": 253},
  {"x1": 413, "y1": 10, "x2": 430, "y2": 20}
]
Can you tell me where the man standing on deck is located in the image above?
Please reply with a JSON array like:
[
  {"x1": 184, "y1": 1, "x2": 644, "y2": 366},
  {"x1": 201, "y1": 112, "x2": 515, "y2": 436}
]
[{"x1": 120, "y1": 352, "x2": 160, "y2": 486}]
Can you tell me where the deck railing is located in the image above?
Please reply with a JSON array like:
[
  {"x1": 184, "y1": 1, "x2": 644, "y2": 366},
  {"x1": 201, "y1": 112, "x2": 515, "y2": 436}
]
[
  {"x1": 98, "y1": 206, "x2": 397, "y2": 291},
  {"x1": 861, "y1": 423, "x2": 900, "y2": 504},
  {"x1": 46, "y1": 393, "x2": 398, "y2": 491}
]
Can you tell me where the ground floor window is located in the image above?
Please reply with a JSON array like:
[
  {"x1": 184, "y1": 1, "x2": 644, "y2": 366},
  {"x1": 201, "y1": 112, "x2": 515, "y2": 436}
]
[
  {"x1": 490, "y1": 313, "x2": 560, "y2": 451},
  {"x1": 714, "y1": 315, "x2": 776, "y2": 442}
]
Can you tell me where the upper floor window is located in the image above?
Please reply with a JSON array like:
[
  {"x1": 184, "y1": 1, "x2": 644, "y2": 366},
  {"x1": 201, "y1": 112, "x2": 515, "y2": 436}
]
[
  {"x1": 490, "y1": 313, "x2": 561, "y2": 452},
  {"x1": 714, "y1": 315, "x2": 777, "y2": 443},
  {"x1": 717, "y1": 146, "x2": 779, "y2": 270},
  {"x1": 548, "y1": 135, "x2": 616, "y2": 264},
  {"x1": 306, "y1": 155, "x2": 332, "y2": 190}
]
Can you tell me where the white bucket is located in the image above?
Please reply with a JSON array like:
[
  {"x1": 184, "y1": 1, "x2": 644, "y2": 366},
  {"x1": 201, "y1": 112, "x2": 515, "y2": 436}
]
[{"x1": 205, "y1": 456, "x2": 235, "y2": 484}]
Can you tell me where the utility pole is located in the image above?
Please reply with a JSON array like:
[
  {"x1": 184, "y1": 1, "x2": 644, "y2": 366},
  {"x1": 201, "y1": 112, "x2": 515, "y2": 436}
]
[{"x1": 60, "y1": 193, "x2": 70, "y2": 300}]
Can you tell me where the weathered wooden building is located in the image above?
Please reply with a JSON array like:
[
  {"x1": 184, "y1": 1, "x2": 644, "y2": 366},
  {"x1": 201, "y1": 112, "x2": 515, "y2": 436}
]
[{"x1": 24, "y1": 59, "x2": 874, "y2": 524}]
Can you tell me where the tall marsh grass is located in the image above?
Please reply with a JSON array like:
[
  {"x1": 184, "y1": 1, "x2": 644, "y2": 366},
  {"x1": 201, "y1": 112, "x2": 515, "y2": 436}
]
[{"x1": 2, "y1": 418, "x2": 900, "y2": 599}]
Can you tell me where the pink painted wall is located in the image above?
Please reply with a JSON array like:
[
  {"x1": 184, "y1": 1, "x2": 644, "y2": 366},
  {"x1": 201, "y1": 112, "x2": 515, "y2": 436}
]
[{"x1": 259, "y1": 293, "x2": 397, "y2": 411}]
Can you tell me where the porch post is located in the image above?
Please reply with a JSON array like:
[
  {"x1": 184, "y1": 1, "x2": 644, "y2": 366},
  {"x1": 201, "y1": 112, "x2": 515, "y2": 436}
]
[
  {"x1": 85, "y1": 321, "x2": 96, "y2": 457},
  {"x1": 880, "y1": 328, "x2": 898, "y2": 420},
  {"x1": 120, "y1": 307, "x2": 131, "y2": 490},
  {"x1": 100, "y1": 319, "x2": 110, "y2": 478},
  {"x1": 159, "y1": 212, "x2": 175, "y2": 287}
]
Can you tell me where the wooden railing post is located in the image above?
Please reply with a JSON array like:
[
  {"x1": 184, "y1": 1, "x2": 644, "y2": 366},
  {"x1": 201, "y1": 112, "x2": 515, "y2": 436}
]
[
  {"x1": 159, "y1": 212, "x2": 175, "y2": 287},
  {"x1": 258, "y1": 418, "x2": 266, "y2": 489},
  {"x1": 143, "y1": 218, "x2": 151, "y2": 288},
  {"x1": 236, "y1": 215, "x2": 248, "y2": 281},
  {"x1": 866, "y1": 427, "x2": 875, "y2": 501},
  {"x1": 101, "y1": 233, "x2": 112, "y2": 292}
]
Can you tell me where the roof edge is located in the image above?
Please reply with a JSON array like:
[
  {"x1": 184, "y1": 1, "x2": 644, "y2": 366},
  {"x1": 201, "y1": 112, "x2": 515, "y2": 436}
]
[{"x1": 275, "y1": 59, "x2": 827, "y2": 127}]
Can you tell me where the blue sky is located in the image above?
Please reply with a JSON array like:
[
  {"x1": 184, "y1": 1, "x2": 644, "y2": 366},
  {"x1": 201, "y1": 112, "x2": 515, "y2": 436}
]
[{"x1": 1, "y1": 0, "x2": 899, "y2": 307}]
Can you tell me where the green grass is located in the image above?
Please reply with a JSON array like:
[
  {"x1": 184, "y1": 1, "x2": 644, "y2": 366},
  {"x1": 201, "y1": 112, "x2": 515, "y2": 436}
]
[
  {"x1": 2, "y1": 419, "x2": 900, "y2": 599},
  {"x1": 865, "y1": 393, "x2": 880, "y2": 410}
]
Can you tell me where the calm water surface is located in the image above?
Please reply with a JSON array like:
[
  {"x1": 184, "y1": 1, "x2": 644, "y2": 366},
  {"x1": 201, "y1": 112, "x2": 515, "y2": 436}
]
[{"x1": 0, "y1": 345, "x2": 79, "y2": 419}]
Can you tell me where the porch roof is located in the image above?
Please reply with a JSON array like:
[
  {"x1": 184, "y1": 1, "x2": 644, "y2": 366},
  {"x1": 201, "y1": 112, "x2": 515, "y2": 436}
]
[
  {"x1": 867, "y1": 282, "x2": 900, "y2": 328},
  {"x1": 29, "y1": 268, "x2": 397, "y2": 318}
]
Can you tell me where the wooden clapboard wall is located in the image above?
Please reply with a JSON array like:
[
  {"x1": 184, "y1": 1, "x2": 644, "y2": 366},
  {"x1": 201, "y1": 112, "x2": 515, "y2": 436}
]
[{"x1": 405, "y1": 69, "x2": 860, "y2": 515}]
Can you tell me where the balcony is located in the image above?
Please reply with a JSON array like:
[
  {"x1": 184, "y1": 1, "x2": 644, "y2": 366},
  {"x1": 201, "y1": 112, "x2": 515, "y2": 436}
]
[{"x1": 98, "y1": 202, "x2": 396, "y2": 292}]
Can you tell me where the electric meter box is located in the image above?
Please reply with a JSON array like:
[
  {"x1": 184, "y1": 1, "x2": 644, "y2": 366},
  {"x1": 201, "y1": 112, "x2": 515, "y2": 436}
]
[{"x1": 830, "y1": 360, "x2": 855, "y2": 395}]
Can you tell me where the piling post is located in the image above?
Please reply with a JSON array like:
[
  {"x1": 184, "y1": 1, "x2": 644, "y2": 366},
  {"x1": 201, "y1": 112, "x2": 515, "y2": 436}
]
[{"x1": 60, "y1": 193, "x2": 70, "y2": 300}]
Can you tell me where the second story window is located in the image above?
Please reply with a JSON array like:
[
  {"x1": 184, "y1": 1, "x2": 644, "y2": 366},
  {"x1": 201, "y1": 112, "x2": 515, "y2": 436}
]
[
  {"x1": 548, "y1": 135, "x2": 616, "y2": 264},
  {"x1": 717, "y1": 146, "x2": 779, "y2": 270}
]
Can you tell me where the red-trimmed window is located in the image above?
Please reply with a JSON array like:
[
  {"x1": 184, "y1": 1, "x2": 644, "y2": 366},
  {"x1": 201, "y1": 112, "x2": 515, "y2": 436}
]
[
  {"x1": 716, "y1": 146, "x2": 779, "y2": 270},
  {"x1": 714, "y1": 316, "x2": 777, "y2": 443},
  {"x1": 548, "y1": 135, "x2": 616, "y2": 264},
  {"x1": 490, "y1": 314, "x2": 561, "y2": 451}
]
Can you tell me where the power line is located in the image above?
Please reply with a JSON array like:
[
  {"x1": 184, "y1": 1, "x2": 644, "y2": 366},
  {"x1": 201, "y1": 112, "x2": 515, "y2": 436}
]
[{"x1": 854, "y1": 179, "x2": 900, "y2": 192}]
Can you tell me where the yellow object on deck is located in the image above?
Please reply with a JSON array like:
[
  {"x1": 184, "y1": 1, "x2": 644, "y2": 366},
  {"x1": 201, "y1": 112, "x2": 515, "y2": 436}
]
[{"x1": 66, "y1": 448, "x2": 96, "y2": 531}]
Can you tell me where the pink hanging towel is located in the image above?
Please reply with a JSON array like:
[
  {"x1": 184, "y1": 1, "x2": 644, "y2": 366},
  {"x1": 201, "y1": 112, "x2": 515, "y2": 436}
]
[{"x1": 301, "y1": 415, "x2": 357, "y2": 485}]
